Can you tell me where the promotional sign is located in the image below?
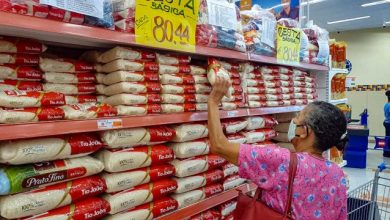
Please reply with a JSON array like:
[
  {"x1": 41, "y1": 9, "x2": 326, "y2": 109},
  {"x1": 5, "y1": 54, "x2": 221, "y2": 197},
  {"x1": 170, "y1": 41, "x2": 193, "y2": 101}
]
[
  {"x1": 135, "y1": 0, "x2": 200, "y2": 52},
  {"x1": 40, "y1": 0, "x2": 104, "y2": 18},
  {"x1": 276, "y1": 24, "x2": 301, "y2": 65},
  {"x1": 238, "y1": 0, "x2": 299, "y2": 21}
]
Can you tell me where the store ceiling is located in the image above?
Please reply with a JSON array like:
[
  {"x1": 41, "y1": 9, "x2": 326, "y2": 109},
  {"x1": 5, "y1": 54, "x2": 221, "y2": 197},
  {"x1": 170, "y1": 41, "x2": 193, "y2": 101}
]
[{"x1": 309, "y1": 0, "x2": 390, "y2": 32}]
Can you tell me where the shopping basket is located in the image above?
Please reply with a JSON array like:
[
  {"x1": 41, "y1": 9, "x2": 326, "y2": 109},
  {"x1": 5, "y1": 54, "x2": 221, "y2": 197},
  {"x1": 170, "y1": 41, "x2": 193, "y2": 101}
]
[{"x1": 348, "y1": 163, "x2": 390, "y2": 220}]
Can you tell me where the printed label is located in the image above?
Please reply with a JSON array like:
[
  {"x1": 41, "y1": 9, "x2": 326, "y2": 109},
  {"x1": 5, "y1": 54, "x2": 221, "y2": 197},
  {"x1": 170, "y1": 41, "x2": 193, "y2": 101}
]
[{"x1": 97, "y1": 119, "x2": 123, "y2": 129}]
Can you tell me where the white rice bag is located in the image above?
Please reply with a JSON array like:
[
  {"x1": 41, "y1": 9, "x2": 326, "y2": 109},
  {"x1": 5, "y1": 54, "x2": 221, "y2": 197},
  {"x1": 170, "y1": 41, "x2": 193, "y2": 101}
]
[
  {"x1": 222, "y1": 118, "x2": 248, "y2": 134},
  {"x1": 101, "y1": 164, "x2": 175, "y2": 193},
  {"x1": 0, "y1": 65, "x2": 43, "y2": 81},
  {"x1": 222, "y1": 163, "x2": 239, "y2": 178},
  {"x1": 0, "y1": 133, "x2": 103, "y2": 165},
  {"x1": 223, "y1": 175, "x2": 246, "y2": 191},
  {"x1": 0, "y1": 36, "x2": 47, "y2": 54},
  {"x1": 65, "y1": 95, "x2": 97, "y2": 104},
  {"x1": 169, "y1": 140, "x2": 209, "y2": 159},
  {"x1": 102, "y1": 71, "x2": 159, "y2": 85},
  {"x1": 171, "y1": 189, "x2": 205, "y2": 209},
  {"x1": 227, "y1": 134, "x2": 247, "y2": 144},
  {"x1": 156, "y1": 54, "x2": 191, "y2": 65},
  {"x1": 171, "y1": 123, "x2": 208, "y2": 142},
  {"x1": 39, "y1": 58, "x2": 95, "y2": 73},
  {"x1": 242, "y1": 129, "x2": 277, "y2": 144},
  {"x1": 103, "y1": 82, "x2": 161, "y2": 96},
  {"x1": 174, "y1": 169, "x2": 223, "y2": 194},
  {"x1": 116, "y1": 104, "x2": 162, "y2": 116},
  {"x1": 247, "y1": 87, "x2": 265, "y2": 94},
  {"x1": 98, "y1": 59, "x2": 159, "y2": 73},
  {"x1": 44, "y1": 72, "x2": 96, "y2": 84},
  {"x1": 246, "y1": 116, "x2": 278, "y2": 130},
  {"x1": 103, "y1": 93, "x2": 161, "y2": 106},
  {"x1": 100, "y1": 126, "x2": 176, "y2": 149},
  {"x1": 43, "y1": 83, "x2": 96, "y2": 95},
  {"x1": 0, "y1": 90, "x2": 65, "y2": 108},
  {"x1": 96, "y1": 145, "x2": 174, "y2": 172},
  {"x1": 98, "y1": 46, "x2": 155, "y2": 63},
  {"x1": 170, "y1": 158, "x2": 208, "y2": 178}
]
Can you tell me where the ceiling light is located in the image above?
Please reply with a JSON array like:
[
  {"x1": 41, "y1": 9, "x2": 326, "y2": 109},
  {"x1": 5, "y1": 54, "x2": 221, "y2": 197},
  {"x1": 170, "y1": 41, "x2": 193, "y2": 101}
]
[
  {"x1": 327, "y1": 16, "x2": 371, "y2": 25},
  {"x1": 301, "y1": 0, "x2": 326, "y2": 6},
  {"x1": 361, "y1": 0, "x2": 390, "y2": 7}
]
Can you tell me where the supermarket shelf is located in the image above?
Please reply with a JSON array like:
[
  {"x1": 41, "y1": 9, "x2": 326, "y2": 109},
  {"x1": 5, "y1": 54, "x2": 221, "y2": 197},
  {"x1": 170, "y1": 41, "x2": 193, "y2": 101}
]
[
  {"x1": 0, "y1": 106, "x2": 304, "y2": 140},
  {"x1": 330, "y1": 98, "x2": 348, "y2": 105},
  {"x1": 157, "y1": 183, "x2": 256, "y2": 220},
  {"x1": 0, "y1": 11, "x2": 247, "y2": 60},
  {"x1": 248, "y1": 53, "x2": 329, "y2": 72},
  {"x1": 338, "y1": 160, "x2": 348, "y2": 168}
]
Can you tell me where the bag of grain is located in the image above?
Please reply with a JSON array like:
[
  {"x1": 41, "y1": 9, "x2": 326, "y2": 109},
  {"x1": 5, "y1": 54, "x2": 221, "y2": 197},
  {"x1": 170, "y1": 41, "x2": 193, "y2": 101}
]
[
  {"x1": 171, "y1": 189, "x2": 205, "y2": 209},
  {"x1": 0, "y1": 156, "x2": 104, "y2": 195},
  {"x1": 222, "y1": 118, "x2": 248, "y2": 134},
  {"x1": 174, "y1": 169, "x2": 224, "y2": 194},
  {"x1": 156, "y1": 54, "x2": 191, "y2": 65},
  {"x1": 65, "y1": 95, "x2": 98, "y2": 104},
  {"x1": 44, "y1": 72, "x2": 97, "y2": 84},
  {"x1": 0, "y1": 80, "x2": 43, "y2": 92},
  {"x1": 0, "y1": 53, "x2": 39, "y2": 65},
  {"x1": 169, "y1": 139, "x2": 209, "y2": 159},
  {"x1": 19, "y1": 197, "x2": 110, "y2": 220},
  {"x1": 103, "y1": 82, "x2": 161, "y2": 96},
  {"x1": 0, "y1": 133, "x2": 104, "y2": 164},
  {"x1": 104, "y1": 179, "x2": 178, "y2": 214},
  {"x1": 170, "y1": 155, "x2": 226, "y2": 178},
  {"x1": 116, "y1": 104, "x2": 162, "y2": 116},
  {"x1": 191, "y1": 210, "x2": 222, "y2": 220},
  {"x1": 105, "y1": 197, "x2": 178, "y2": 220},
  {"x1": 245, "y1": 116, "x2": 278, "y2": 130},
  {"x1": 158, "y1": 64, "x2": 191, "y2": 75},
  {"x1": 171, "y1": 123, "x2": 208, "y2": 142},
  {"x1": 0, "y1": 36, "x2": 47, "y2": 53},
  {"x1": 103, "y1": 93, "x2": 161, "y2": 106},
  {"x1": 222, "y1": 175, "x2": 246, "y2": 191},
  {"x1": 101, "y1": 126, "x2": 176, "y2": 148},
  {"x1": 0, "y1": 64, "x2": 43, "y2": 81},
  {"x1": 0, "y1": 107, "x2": 65, "y2": 123},
  {"x1": 98, "y1": 46, "x2": 155, "y2": 63},
  {"x1": 43, "y1": 83, "x2": 96, "y2": 95},
  {"x1": 97, "y1": 145, "x2": 174, "y2": 173},
  {"x1": 97, "y1": 60, "x2": 159, "y2": 73},
  {"x1": 222, "y1": 163, "x2": 239, "y2": 178},
  {"x1": 102, "y1": 71, "x2": 159, "y2": 85},
  {"x1": 0, "y1": 176, "x2": 107, "y2": 219},
  {"x1": 40, "y1": 58, "x2": 96, "y2": 73},
  {"x1": 227, "y1": 133, "x2": 247, "y2": 144},
  {"x1": 218, "y1": 200, "x2": 237, "y2": 216},
  {"x1": 242, "y1": 129, "x2": 277, "y2": 143},
  {"x1": 0, "y1": 90, "x2": 66, "y2": 108},
  {"x1": 102, "y1": 164, "x2": 175, "y2": 193}
]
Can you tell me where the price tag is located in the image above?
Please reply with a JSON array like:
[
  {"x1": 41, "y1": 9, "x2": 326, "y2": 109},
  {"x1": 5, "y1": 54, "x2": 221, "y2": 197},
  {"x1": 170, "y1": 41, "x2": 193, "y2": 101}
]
[
  {"x1": 97, "y1": 119, "x2": 123, "y2": 129},
  {"x1": 135, "y1": 0, "x2": 200, "y2": 52},
  {"x1": 276, "y1": 25, "x2": 301, "y2": 65}
]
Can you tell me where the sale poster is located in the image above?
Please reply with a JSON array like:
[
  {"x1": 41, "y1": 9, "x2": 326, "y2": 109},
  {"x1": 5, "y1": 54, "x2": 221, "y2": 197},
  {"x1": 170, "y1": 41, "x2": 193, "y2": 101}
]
[{"x1": 238, "y1": 0, "x2": 300, "y2": 21}]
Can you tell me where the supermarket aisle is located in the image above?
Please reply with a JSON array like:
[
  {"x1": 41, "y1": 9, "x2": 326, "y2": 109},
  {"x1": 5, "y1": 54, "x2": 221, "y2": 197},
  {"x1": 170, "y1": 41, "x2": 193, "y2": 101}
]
[{"x1": 345, "y1": 149, "x2": 390, "y2": 192}]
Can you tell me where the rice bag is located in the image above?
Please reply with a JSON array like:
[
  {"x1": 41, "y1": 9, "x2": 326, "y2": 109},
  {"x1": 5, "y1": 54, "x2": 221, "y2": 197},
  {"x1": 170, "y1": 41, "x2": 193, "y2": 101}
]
[
  {"x1": 0, "y1": 79, "x2": 43, "y2": 92},
  {"x1": 191, "y1": 210, "x2": 222, "y2": 220},
  {"x1": 247, "y1": 86, "x2": 265, "y2": 94},
  {"x1": 0, "y1": 53, "x2": 39, "y2": 65},
  {"x1": 97, "y1": 145, "x2": 174, "y2": 173},
  {"x1": 218, "y1": 200, "x2": 237, "y2": 216},
  {"x1": 104, "y1": 179, "x2": 178, "y2": 214},
  {"x1": 101, "y1": 126, "x2": 176, "y2": 149},
  {"x1": 19, "y1": 197, "x2": 110, "y2": 220},
  {"x1": 246, "y1": 116, "x2": 278, "y2": 130},
  {"x1": 158, "y1": 64, "x2": 192, "y2": 75},
  {"x1": 171, "y1": 123, "x2": 208, "y2": 142},
  {"x1": 43, "y1": 83, "x2": 96, "y2": 95},
  {"x1": 98, "y1": 59, "x2": 159, "y2": 73},
  {"x1": 0, "y1": 107, "x2": 65, "y2": 123},
  {"x1": 160, "y1": 74, "x2": 208, "y2": 85},
  {"x1": 169, "y1": 139, "x2": 209, "y2": 159},
  {"x1": 112, "y1": 0, "x2": 135, "y2": 12},
  {"x1": 114, "y1": 19, "x2": 134, "y2": 33},
  {"x1": 156, "y1": 54, "x2": 191, "y2": 65},
  {"x1": 65, "y1": 95, "x2": 98, "y2": 104},
  {"x1": 0, "y1": 36, "x2": 47, "y2": 54},
  {"x1": 223, "y1": 174, "x2": 246, "y2": 191},
  {"x1": 221, "y1": 94, "x2": 243, "y2": 102},
  {"x1": 0, "y1": 90, "x2": 65, "y2": 108},
  {"x1": 103, "y1": 93, "x2": 161, "y2": 106},
  {"x1": 0, "y1": 156, "x2": 104, "y2": 195},
  {"x1": 47, "y1": 7, "x2": 85, "y2": 24},
  {"x1": 0, "y1": 133, "x2": 103, "y2": 165},
  {"x1": 0, "y1": 176, "x2": 107, "y2": 219},
  {"x1": 0, "y1": 64, "x2": 43, "y2": 81},
  {"x1": 221, "y1": 101, "x2": 243, "y2": 111},
  {"x1": 242, "y1": 128, "x2": 277, "y2": 143},
  {"x1": 207, "y1": 58, "x2": 231, "y2": 85},
  {"x1": 171, "y1": 189, "x2": 204, "y2": 209},
  {"x1": 103, "y1": 82, "x2": 161, "y2": 96},
  {"x1": 174, "y1": 169, "x2": 223, "y2": 194},
  {"x1": 44, "y1": 72, "x2": 96, "y2": 84},
  {"x1": 102, "y1": 164, "x2": 175, "y2": 193},
  {"x1": 40, "y1": 58, "x2": 95, "y2": 73},
  {"x1": 102, "y1": 71, "x2": 159, "y2": 85},
  {"x1": 98, "y1": 47, "x2": 155, "y2": 63},
  {"x1": 171, "y1": 154, "x2": 226, "y2": 178},
  {"x1": 222, "y1": 163, "x2": 239, "y2": 178},
  {"x1": 161, "y1": 103, "x2": 206, "y2": 113},
  {"x1": 227, "y1": 133, "x2": 247, "y2": 144},
  {"x1": 222, "y1": 118, "x2": 249, "y2": 134},
  {"x1": 105, "y1": 197, "x2": 178, "y2": 220}
]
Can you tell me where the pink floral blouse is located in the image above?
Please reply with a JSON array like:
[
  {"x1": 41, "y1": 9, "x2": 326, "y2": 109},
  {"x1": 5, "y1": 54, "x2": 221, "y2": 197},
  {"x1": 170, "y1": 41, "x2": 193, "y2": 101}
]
[{"x1": 238, "y1": 144, "x2": 347, "y2": 220}]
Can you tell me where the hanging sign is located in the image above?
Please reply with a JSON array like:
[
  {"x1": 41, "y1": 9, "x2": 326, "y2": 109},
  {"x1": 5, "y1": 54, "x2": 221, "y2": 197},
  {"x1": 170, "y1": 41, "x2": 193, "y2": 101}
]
[
  {"x1": 276, "y1": 24, "x2": 301, "y2": 65},
  {"x1": 40, "y1": 0, "x2": 104, "y2": 18},
  {"x1": 135, "y1": 0, "x2": 200, "y2": 53}
]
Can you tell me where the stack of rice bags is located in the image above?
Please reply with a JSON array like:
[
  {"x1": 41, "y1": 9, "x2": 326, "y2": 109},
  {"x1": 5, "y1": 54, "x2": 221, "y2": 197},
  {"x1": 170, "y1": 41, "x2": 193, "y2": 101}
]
[
  {"x1": 112, "y1": 0, "x2": 135, "y2": 33},
  {"x1": 245, "y1": 65, "x2": 295, "y2": 108},
  {"x1": 39, "y1": 55, "x2": 118, "y2": 120},
  {"x1": 207, "y1": 58, "x2": 245, "y2": 110},
  {"x1": 241, "y1": 115, "x2": 278, "y2": 145},
  {"x1": 196, "y1": 0, "x2": 246, "y2": 53},
  {"x1": 157, "y1": 53, "x2": 209, "y2": 114},
  {"x1": 96, "y1": 125, "x2": 180, "y2": 219},
  {"x1": 169, "y1": 123, "x2": 227, "y2": 209},
  {"x1": 0, "y1": 133, "x2": 107, "y2": 219},
  {"x1": 272, "y1": 112, "x2": 297, "y2": 150},
  {"x1": 292, "y1": 68, "x2": 317, "y2": 105},
  {"x1": 94, "y1": 46, "x2": 162, "y2": 116},
  {"x1": 190, "y1": 199, "x2": 237, "y2": 220},
  {"x1": 0, "y1": 36, "x2": 68, "y2": 123}
]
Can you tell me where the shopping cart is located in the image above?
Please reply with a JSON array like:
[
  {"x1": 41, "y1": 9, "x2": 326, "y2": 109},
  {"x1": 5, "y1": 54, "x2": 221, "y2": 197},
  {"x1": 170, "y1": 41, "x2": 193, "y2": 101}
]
[{"x1": 348, "y1": 163, "x2": 390, "y2": 220}]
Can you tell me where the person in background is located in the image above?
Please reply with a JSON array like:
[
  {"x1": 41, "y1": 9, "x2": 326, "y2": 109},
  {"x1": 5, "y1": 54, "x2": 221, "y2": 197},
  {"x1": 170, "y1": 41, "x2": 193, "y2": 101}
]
[
  {"x1": 207, "y1": 77, "x2": 348, "y2": 220},
  {"x1": 278, "y1": 0, "x2": 299, "y2": 20},
  {"x1": 384, "y1": 90, "x2": 390, "y2": 157}
]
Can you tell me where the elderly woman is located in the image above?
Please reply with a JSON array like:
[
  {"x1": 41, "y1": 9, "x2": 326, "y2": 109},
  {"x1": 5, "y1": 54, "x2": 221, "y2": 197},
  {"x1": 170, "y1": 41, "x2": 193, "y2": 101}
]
[{"x1": 208, "y1": 78, "x2": 348, "y2": 220}]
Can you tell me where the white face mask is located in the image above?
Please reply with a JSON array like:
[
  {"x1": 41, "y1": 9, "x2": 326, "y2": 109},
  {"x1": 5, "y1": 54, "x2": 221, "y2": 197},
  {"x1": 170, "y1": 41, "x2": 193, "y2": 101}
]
[{"x1": 287, "y1": 120, "x2": 297, "y2": 142}]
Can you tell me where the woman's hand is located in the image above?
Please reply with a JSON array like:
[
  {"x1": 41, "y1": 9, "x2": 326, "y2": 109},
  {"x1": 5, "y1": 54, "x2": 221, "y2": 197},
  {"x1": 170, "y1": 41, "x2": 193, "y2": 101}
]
[{"x1": 208, "y1": 77, "x2": 231, "y2": 104}]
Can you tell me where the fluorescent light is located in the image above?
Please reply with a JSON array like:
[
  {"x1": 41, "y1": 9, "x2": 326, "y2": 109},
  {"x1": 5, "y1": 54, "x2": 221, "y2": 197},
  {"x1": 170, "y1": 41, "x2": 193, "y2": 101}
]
[
  {"x1": 301, "y1": 0, "x2": 326, "y2": 6},
  {"x1": 361, "y1": 0, "x2": 390, "y2": 7},
  {"x1": 327, "y1": 16, "x2": 371, "y2": 25}
]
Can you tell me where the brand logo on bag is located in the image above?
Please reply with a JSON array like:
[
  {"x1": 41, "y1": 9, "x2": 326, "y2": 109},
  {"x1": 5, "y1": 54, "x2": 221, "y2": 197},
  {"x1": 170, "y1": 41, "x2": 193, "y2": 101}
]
[{"x1": 23, "y1": 171, "x2": 66, "y2": 188}]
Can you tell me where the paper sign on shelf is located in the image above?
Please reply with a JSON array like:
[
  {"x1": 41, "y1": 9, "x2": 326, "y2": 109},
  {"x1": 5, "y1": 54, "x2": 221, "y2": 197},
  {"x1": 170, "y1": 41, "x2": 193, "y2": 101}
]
[
  {"x1": 40, "y1": 0, "x2": 104, "y2": 18},
  {"x1": 276, "y1": 24, "x2": 301, "y2": 65},
  {"x1": 261, "y1": 17, "x2": 276, "y2": 48},
  {"x1": 97, "y1": 119, "x2": 123, "y2": 129},
  {"x1": 135, "y1": 0, "x2": 200, "y2": 52},
  {"x1": 207, "y1": 0, "x2": 237, "y2": 30}
]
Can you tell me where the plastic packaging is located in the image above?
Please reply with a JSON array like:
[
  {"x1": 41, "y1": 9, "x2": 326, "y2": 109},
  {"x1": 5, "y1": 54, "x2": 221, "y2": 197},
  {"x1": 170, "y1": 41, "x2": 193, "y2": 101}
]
[{"x1": 84, "y1": 0, "x2": 114, "y2": 29}]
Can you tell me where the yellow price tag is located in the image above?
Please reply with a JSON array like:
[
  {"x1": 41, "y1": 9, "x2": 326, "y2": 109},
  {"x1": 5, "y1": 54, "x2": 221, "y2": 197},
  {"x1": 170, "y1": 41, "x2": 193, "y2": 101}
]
[
  {"x1": 135, "y1": 0, "x2": 200, "y2": 53},
  {"x1": 276, "y1": 25, "x2": 301, "y2": 65}
]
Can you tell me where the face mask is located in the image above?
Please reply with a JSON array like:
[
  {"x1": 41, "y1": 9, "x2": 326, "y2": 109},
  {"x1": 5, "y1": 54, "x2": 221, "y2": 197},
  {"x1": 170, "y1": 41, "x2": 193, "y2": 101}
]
[{"x1": 287, "y1": 120, "x2": 297, "y2": 142}]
